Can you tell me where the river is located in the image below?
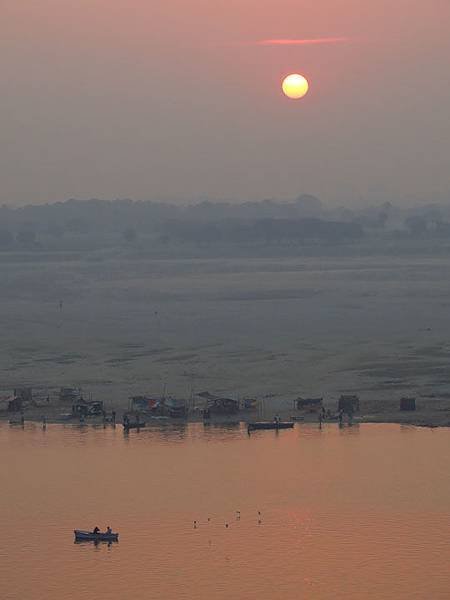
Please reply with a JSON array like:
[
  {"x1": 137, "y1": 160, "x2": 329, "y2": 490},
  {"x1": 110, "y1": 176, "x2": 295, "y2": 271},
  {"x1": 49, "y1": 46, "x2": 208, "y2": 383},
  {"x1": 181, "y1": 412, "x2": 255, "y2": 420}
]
[{"x1": 0, "y1": 422, "x2": 449, "y2": 599}]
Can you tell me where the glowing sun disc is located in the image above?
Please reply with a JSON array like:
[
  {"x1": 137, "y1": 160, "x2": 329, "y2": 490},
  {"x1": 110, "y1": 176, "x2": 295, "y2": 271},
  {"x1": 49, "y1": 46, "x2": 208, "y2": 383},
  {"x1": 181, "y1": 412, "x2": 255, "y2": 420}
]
[{"x1": 282, "y1": 74, "x2": 309, "y2": 99}]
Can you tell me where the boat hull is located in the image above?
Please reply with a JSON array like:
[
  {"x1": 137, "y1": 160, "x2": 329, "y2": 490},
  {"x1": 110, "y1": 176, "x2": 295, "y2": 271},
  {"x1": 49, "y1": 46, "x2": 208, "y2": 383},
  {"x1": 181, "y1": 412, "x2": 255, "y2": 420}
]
[
  {"x1": 247, "y1": 422, "x2": 294, "y2": 431},
  {"x1": 122, "y1": 422, "x2": 146, "y2": 430},
  {"x1": 74, "y1": 530, "x2": 119, "y2": 542}
]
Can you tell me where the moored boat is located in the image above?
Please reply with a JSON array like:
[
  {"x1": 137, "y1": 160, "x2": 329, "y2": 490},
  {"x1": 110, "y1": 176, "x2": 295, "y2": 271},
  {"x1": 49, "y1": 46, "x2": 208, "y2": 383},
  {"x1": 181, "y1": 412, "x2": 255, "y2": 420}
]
[
  {"x1": 122, "y1": 421, "x2": 146, "y2": 430},
  {"x1": 247, "y1": 421, "x2": 294, "y2": 432},
  {"x1": 74, "y1": 529, "x2": 119, "y2": 542}
]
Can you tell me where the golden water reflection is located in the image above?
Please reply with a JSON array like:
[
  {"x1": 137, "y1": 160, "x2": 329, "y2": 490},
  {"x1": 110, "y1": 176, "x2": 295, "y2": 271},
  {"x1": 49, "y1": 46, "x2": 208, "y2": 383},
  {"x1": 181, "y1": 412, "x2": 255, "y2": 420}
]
[{"x1": 0, "y1": 423, "x2": 449, "y2": 599}]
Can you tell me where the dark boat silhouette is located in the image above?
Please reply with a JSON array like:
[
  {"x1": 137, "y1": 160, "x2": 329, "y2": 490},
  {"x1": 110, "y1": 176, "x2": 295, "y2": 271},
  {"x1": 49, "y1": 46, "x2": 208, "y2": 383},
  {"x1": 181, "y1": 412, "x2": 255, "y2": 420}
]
[
  {"x1": 74, "y1": 529, "x2": 119, "y2": 542},
  {"x1": 247, "y1": 421, "x2": 294, "y2": 432}
]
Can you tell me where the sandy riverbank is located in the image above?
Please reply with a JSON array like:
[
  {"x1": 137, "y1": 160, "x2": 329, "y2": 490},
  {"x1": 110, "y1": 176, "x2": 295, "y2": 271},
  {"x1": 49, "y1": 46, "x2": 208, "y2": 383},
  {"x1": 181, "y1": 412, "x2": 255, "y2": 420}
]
[
  {"x1": 2, "y1": 397, "x2": 449, "y2": 428},
  {"x1": 2, "y1": 250, "x2": 450, "y2": 429}
]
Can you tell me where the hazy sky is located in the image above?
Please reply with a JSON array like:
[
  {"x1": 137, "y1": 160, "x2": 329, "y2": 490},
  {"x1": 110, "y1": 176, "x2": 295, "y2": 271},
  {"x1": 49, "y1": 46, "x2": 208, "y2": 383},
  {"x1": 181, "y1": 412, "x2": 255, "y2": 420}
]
[{"x1": 2, "y1": 1, "x2": 450, "y2": 206}]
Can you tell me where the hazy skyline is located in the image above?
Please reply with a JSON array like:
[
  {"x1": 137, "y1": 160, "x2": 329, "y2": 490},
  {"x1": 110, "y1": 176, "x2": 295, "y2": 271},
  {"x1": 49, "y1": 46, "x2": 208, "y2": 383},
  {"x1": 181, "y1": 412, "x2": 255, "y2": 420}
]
[{"x1": 2, "y1": 1, "x2": 450, "y2": 206}]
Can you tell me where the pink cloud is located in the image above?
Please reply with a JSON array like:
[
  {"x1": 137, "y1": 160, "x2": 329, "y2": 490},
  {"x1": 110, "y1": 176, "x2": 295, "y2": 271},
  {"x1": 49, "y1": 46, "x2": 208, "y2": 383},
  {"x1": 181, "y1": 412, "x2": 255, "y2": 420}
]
[{"x1": 255, "y1": 37, "x2": 349, "y2": 46}]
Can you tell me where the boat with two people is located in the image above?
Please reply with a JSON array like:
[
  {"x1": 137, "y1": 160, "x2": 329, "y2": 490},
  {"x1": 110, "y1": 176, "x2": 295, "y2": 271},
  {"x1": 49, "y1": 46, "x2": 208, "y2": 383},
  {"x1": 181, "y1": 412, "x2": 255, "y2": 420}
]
[{"x1": 74, "y1": 526, "x2": 119, "y2": 542}]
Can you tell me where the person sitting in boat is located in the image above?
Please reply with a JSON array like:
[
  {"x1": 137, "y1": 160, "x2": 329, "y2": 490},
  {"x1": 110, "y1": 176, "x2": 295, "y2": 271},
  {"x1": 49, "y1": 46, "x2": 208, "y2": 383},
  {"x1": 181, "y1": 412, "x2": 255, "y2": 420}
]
[
  {"x1": 93, "y1": 526, "x2": 100, "y2": 534},
  {"x1": 106, "y1": 526, "x2": 112, "y2": 534}
]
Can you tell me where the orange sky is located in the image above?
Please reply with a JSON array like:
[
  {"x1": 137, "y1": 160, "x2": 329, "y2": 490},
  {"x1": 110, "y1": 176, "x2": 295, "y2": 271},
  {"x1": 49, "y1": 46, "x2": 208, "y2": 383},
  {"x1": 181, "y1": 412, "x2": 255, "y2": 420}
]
[{"x1": 1, "y1": 1, "x2": 450, "y2": 205}]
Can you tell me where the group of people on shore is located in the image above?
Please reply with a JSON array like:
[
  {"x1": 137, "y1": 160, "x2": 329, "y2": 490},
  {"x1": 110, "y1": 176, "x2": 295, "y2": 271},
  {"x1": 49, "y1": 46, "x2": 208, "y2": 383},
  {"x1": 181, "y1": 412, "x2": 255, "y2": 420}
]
[{"x1": 318, "y1": 406, "x2": 353, "y2": 427}]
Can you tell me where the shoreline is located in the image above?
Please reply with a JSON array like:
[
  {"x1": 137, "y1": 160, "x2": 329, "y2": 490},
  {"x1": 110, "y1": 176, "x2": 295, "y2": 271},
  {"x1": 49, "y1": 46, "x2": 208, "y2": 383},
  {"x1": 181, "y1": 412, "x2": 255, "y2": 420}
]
[{"x1": 2, "y1": 406, "x2": 449, "y2": 429}]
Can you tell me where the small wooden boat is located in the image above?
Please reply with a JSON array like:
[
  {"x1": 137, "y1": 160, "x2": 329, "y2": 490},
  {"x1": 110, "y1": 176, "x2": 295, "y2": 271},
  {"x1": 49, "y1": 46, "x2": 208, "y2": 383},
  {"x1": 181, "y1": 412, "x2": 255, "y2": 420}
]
[
  {"x1": 74, "y1": 530, "x2": 119, "y2": 542},
  {"x1": 247, "y1": 421, "x2": 294, "y2": 432}
]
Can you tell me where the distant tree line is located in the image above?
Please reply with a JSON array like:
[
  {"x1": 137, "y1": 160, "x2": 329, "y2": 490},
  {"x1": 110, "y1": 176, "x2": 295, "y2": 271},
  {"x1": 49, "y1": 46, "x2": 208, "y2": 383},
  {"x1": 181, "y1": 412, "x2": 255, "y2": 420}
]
[
  {"x1": 1, "y1": 196, "x2": 450, "y2": 250},
  {"x1": 163, "y1": 218, "x2": 363, "y2": 245}
]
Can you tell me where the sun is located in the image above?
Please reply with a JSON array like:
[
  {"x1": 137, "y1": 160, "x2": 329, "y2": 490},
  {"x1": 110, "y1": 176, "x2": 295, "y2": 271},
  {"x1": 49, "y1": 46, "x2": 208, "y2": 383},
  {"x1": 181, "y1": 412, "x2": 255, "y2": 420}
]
[{"x1": 282, "y1": 74, "x2": 309, "y2": 99}]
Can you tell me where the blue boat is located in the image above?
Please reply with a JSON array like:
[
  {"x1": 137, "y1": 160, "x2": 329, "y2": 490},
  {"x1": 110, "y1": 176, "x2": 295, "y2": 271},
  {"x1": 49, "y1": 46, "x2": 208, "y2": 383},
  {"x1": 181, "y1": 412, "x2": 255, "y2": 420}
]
[{"x1": 74, "y1": 529, "x2": 119, "y2": 542}]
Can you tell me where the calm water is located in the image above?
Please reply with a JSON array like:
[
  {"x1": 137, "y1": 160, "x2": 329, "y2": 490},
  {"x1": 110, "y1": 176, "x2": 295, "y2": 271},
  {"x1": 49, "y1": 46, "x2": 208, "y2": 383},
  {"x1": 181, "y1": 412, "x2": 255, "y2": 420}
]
[{"x1": 0, "y1": 422, "x2": 449, "y2": 600}]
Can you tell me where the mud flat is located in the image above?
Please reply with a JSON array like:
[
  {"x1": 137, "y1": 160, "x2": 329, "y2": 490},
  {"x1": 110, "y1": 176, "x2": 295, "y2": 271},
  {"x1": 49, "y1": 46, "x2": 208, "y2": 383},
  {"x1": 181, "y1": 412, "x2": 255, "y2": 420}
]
[{"x1": 1, "y1": 248, "x2": 450, "y2": 427}]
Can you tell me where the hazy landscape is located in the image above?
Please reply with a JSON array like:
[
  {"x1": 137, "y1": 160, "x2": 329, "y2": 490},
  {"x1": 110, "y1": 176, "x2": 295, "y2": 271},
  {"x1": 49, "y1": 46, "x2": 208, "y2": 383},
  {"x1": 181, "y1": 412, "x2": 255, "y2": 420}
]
[
  {"x1": 1, "y1": 198, "x2": 450, "y2": 424},
  {"x1": 3, "y1": 3, "x2": 450, "y2": 599}
]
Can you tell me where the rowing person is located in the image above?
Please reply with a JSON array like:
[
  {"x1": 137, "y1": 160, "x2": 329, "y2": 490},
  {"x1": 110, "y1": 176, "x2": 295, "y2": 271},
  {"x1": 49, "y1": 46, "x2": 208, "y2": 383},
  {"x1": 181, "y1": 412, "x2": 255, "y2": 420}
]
[{"x1": 93, "y1": 526, "x2": 100, "y2": 534}]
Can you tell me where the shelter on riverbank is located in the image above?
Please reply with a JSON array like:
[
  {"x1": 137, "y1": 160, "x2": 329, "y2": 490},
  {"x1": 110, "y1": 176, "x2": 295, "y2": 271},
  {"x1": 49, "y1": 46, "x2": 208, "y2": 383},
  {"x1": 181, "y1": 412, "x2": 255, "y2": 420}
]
[
  {"x1": 197, "y1": 391, "x2": 239, "y2": 414},
  {"x1": 338, "y1": 395, "x2": 360, "y2": 414},
  {"x1": 72, "y1": 399, "x2": 104, "y2": 417},
  {"x1": 8, "y1": 388, "x2": 32, "y2": 412},
  {"x1": 130, "y1": 396, "x2": 161, "y2": 412},
  {"x1": 59, "y1": 387, "x2": 83, "y2": 404},
  {"x1": 400, "y1": 397, "x2": 416, "y2": 411},
  {"x1": 295, "y1": 397, "x2": 323, "y2": 411},
  {"x1": 165, "y1": 397, "x2": 188, "y2": 418}
]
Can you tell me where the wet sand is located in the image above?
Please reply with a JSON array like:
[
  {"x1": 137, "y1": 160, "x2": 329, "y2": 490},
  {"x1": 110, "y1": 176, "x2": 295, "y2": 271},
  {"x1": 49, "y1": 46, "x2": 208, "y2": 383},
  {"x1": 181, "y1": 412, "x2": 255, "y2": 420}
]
[{"x1": 1, "y1": 247, "x2": 450, "y2": 427}]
